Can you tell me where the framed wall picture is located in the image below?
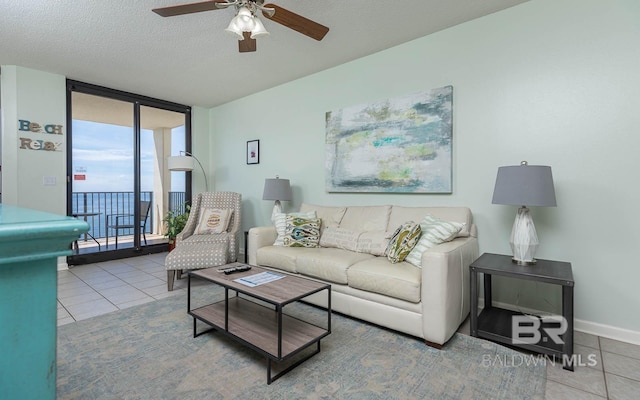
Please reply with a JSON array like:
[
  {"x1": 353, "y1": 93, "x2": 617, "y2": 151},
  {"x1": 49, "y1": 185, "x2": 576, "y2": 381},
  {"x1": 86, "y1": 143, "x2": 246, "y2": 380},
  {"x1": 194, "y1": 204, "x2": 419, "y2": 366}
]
[
  {"x1": 247, "y1": 140, "x2": 259, "y2": 164},
  {"x1": 325, "y1": 85, "x2": 453, "y2": 193}
]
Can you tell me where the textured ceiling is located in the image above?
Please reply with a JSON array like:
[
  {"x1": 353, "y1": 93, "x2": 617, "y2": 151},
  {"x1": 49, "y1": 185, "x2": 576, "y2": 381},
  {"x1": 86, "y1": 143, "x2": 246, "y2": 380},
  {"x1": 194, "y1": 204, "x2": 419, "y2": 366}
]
[{"x1": 1, "y1": 0, "x2": 527, "y2": 108}]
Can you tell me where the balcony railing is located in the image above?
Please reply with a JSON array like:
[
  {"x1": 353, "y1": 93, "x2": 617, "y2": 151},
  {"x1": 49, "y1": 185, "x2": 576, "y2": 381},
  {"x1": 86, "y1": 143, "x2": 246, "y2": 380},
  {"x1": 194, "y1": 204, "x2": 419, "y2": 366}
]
[
  {"x1": 71, "y1": 191, "x2": 186, "y2": 240},
  {"x1": 168, "y1": 191, "x2": 187, "y2": 214}
]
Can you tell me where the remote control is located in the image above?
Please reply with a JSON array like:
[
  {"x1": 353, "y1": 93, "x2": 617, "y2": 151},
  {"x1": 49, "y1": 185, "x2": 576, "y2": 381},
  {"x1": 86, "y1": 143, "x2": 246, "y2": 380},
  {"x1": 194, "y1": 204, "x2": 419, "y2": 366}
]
[
  {"x1": 223, "y1": 265, "x2": 252, "y2": 275},
  {"x1": 218, "y1": 265, "x2": 244, "y2": 273}
]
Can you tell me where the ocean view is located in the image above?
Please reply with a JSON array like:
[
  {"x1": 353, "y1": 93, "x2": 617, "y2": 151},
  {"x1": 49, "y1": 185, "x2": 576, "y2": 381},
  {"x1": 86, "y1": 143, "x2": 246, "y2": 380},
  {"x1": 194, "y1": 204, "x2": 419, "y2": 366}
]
[{"x1": 71, "y1": 191, "x2": 152, "y2": 239}]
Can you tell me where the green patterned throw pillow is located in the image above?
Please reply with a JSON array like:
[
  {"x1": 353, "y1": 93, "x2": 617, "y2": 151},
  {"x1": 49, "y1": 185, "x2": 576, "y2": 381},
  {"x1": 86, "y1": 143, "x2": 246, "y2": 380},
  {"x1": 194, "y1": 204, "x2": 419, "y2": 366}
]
[
  {"x1": 386, "y1": 221, "x2": 421, "y2": 263},
  {"x1": 273, "y1": 211, "x2": 316, "y2": 246},
  {"x1": 283, "y1": 216, "x2": 321, "y2": 248}
]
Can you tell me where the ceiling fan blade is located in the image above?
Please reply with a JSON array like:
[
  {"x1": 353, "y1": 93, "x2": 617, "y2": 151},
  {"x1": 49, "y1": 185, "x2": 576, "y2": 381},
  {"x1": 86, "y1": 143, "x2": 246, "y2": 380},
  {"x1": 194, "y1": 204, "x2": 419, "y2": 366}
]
[
  {"x1": 152, "y1": 0, "x2": 229, "y2": 17},
  {"x1": 239, "y1": 32, "x2": 257, "y2": 53},
  {"x1": 262, "y1": 3, "x2": 329, "y2": 41}
]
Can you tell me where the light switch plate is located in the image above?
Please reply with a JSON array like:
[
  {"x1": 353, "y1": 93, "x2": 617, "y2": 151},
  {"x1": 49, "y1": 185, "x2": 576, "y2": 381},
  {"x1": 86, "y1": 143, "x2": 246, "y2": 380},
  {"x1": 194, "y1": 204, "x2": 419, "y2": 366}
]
[{"x1": 43, "y1": 176, "x2": 56, "y2": 186}]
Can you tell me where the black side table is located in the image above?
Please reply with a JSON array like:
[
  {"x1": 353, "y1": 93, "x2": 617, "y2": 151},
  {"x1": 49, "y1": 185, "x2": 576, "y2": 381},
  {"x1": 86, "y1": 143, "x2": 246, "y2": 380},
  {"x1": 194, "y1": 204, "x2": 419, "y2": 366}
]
[
  {"x1": 470, "y1": 253, "x2": 574, "y2": 371},
  {"x1": 244, "y1": 231, "x2": 249, "y2": 263}
]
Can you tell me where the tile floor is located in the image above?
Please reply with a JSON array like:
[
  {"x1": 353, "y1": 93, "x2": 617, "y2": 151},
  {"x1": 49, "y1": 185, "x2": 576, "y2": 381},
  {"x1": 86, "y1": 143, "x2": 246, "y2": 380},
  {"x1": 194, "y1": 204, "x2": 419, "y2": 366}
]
[
  {"x1": 58, "y1": 254, "x2": 640, "y2": 399},
  {"x1": 57, "y1": 252, "x2": 190, "y2": 324}
]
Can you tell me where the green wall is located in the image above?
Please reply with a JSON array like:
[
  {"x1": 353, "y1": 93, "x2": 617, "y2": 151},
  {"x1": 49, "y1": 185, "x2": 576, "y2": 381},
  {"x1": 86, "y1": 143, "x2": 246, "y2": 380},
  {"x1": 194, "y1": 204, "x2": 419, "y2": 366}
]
[
  {"x1": 1, "y1": 66, "x2": 67, "y2": 214},
  {"x1": 206, "y1": 0, "x2": 640, "y2": 341}
]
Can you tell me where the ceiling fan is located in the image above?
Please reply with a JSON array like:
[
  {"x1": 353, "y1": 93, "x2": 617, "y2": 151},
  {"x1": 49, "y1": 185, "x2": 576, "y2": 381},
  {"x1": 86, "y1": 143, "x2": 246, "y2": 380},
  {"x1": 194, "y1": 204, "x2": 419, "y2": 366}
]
[{"x1": 152, "y1": 0, "x2": 329, "y2": 53}]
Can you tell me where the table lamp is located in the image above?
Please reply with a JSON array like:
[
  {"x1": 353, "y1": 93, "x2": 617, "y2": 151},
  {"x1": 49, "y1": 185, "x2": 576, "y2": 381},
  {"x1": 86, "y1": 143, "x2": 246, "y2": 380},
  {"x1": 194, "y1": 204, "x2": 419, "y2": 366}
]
[
  {"x1": 492, "y1": 161, "x2": 556, "y2": 265},
  {"x1": 262, "y1": 176, "x2": 292, "y2": 222}
]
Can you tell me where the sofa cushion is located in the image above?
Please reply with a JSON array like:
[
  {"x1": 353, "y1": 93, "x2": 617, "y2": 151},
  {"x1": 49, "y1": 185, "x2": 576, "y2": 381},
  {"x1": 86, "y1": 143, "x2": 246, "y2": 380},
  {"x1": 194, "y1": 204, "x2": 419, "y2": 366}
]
[
  {"x1": 319, "y1": 226, "x2": 360, "y2": 251},
  {"x1": 299, "y1": 204, "x2": 346, "y2": 236},
  {"x1": 386, "y1": 222, "x2": 421, "y2": 263},
  {"x1": 255, "y1": 246, "x2": 301, "y2": 273},
  {"x1": 295, "y1": 248, "x2": 375, "y2": 284},
  {"x1": 273, "y1": 211, "x2": 316, "y2": 246},
  {"x1": 405, "y1": 214, "x2": 464, "y2": 267},
  {"x1": 339, "y1": 205, "x2": 391, "y2": 231},
  {"x1": 389, "y1": 206, "x2": 471, "y2": 237},
  {"x1": 355, "y1": 230, "x2": 393, "y2": 256},
  {"x1": 283, "y1": 216, "x2": 321, "y2": 248},
  {"x1": 320, "y1": 227, "x2": 392, "y2": 256},
  {"x1": 347, "y1": 257, "x2": 421, "y2": 303}
]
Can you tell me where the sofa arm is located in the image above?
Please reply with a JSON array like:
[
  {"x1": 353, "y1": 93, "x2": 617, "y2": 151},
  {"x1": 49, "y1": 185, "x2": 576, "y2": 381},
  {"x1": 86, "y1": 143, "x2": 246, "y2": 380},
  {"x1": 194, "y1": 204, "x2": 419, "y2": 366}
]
[
  {"x1": 247, "y1": 226, "x2": 277, "y2": 265},
  {"x1": 420, "y1": 236, "x2": 479, "y2": 345}
]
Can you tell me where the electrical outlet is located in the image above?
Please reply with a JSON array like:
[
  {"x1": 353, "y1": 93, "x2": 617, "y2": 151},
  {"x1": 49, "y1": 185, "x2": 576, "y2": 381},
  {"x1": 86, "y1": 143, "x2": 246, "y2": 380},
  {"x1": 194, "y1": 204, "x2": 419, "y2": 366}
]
[{"x1": 43, "y1": 176, "x2": 56, "y2": 186}]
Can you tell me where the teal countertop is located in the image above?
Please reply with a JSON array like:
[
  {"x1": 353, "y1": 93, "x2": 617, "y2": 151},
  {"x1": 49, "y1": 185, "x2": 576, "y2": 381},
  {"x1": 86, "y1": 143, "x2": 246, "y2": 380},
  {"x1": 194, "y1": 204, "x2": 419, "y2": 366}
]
[
  {"x1": 0, "y1": 204, "x2": 89, "y2": 400},
  {"x1": 0, "y1": 204, "x2": 89, "y2": 264}
]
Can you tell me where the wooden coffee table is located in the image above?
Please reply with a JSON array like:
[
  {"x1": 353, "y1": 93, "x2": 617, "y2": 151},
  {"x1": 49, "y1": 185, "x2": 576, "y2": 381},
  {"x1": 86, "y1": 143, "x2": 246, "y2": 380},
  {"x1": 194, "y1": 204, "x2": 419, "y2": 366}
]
[{"x1": 187, "y1": 264, "x2": 331, "y2": 384}]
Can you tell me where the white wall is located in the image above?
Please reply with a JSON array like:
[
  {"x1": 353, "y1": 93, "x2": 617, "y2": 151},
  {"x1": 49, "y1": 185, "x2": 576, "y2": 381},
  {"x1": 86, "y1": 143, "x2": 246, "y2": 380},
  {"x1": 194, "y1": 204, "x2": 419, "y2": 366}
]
[
  {"x1": 191, "y1": 106, "x2": 211, "y2": 194},
  {"x1": 1, "y1": 66, "x2": 67, "y2": 214},
  {"x1": 209, "y1": 0, "x2": 640, "y2": 341}
]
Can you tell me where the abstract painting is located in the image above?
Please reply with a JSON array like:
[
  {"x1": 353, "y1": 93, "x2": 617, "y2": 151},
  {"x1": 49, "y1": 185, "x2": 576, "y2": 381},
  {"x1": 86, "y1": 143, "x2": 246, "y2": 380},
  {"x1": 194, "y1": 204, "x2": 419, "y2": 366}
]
[{"x1": 325, "y1": 85, "x2": 453, "y2": 193}]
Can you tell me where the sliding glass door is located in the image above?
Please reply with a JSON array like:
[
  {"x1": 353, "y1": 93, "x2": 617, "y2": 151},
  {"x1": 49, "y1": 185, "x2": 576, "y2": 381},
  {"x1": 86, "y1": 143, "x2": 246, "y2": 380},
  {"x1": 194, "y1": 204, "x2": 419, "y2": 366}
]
[
  {"x1": 66, "y1": 81, "x2": 191, "y2": 264},
  {"x1": 140, "y1": 105, "x2": 188, "y2": 246}
]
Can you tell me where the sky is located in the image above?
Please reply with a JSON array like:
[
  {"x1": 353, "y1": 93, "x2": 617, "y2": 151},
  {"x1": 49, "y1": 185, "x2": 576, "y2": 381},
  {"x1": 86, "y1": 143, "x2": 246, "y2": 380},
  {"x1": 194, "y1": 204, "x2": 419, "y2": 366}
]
[{"x1": 71, "y1": 120, "x2": 185, "y2": 193}]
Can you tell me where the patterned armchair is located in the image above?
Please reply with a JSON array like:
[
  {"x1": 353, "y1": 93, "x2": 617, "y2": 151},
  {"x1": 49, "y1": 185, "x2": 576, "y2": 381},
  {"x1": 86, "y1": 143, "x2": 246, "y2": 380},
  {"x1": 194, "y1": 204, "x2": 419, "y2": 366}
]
[{"x1": 165, "y1": 191, "x2": 242, "y2": 291}]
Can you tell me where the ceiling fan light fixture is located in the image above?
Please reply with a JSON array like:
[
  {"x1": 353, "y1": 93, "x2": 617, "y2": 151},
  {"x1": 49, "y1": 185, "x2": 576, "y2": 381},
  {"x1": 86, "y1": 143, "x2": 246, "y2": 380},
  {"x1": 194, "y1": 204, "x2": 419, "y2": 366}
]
[
  {"x1": 235, "y1": 6, "x2": 255, "y2": 30},
  {"x1": 152, "y1": 0, "x2": 330, "y2": 52},
  {"x1": 250, "y1": 16, "x2": 269, "y2": 38},
  {"x1": 224, "y1": 18, "x2": 245, "y2": 40}
]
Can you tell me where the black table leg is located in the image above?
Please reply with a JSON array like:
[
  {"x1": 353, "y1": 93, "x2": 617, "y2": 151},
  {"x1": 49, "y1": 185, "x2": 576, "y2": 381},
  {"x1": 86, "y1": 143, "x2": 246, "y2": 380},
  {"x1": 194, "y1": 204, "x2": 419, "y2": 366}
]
[
  {"x1": 562, "y1": 284, "x2": 574, "y2": 371},
  {"x1": 470, "y1": 267, "x2": 478, "y2": 337}
]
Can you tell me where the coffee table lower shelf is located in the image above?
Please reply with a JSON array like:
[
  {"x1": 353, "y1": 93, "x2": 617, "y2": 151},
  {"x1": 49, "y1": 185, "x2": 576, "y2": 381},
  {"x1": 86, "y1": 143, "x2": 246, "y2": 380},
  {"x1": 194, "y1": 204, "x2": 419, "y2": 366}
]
[{"x1": 189, "y1": 296, "x2": 330, "y2": 383}]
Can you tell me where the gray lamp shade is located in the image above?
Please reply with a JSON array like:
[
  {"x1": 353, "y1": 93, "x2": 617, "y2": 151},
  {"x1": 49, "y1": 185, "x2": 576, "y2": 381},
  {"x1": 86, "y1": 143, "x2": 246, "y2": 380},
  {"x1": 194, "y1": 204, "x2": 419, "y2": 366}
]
[
  {"x1": 492, "y1": 163, "x2": 557, "y2": 207},
  {"x1": 262, "y1": 177, "x2": 292, "y2": 202}
]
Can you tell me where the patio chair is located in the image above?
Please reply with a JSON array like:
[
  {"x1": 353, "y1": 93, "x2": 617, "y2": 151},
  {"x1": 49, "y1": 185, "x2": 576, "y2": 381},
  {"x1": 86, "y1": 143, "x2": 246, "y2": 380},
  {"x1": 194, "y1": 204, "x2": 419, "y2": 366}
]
[
  {"x1": 165, "y1": 192, "x2": 241, "y2": 291},
  {"x1": 106, "y1": 200, "x2": 151, "y2": 249}
]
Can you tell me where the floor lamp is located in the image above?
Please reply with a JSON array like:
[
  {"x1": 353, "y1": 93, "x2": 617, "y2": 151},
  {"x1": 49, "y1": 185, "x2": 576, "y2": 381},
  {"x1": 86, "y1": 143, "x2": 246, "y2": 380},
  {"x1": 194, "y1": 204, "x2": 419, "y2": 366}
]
[
  {"x1": 492, "y1": 161, "x2": 556, "y2": 265},
  {"x1": 167, "y1": 151, "x2": 209, "y2": 192}
]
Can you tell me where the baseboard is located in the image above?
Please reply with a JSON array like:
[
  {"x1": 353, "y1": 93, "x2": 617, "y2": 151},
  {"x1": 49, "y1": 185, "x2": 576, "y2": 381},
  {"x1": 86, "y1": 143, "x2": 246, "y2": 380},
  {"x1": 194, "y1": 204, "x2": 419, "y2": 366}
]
[
  {"x1": 57, "y1": 256, "x2": 69, "y2": 271},
  {"x1": 478, "y1": 298, "x2": 640, "y2": 346},
  {"x1": 575, "y1": 320, "x2": 640, "y2": 346}
]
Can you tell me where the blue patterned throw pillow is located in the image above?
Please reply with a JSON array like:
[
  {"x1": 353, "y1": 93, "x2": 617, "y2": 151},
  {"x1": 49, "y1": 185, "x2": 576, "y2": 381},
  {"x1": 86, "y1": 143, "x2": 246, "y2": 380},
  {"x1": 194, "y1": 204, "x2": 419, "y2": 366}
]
[{"x1": 283, "y1": 216, "x2": 321, "y2": 247}]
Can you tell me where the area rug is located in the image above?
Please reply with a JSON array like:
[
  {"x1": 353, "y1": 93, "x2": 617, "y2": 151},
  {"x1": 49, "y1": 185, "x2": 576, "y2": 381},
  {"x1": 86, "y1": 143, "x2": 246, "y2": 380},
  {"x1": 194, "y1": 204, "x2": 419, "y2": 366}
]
[{"x1": 57, "y1": 287, "x2": 546, "y2": 399}]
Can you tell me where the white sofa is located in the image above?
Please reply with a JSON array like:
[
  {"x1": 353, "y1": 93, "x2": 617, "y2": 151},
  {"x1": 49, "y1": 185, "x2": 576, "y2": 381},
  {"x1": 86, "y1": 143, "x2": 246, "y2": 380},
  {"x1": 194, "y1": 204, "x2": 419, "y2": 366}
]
[{"x1": 247, "y1": 203, "x2": 479, "y2": 347}]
